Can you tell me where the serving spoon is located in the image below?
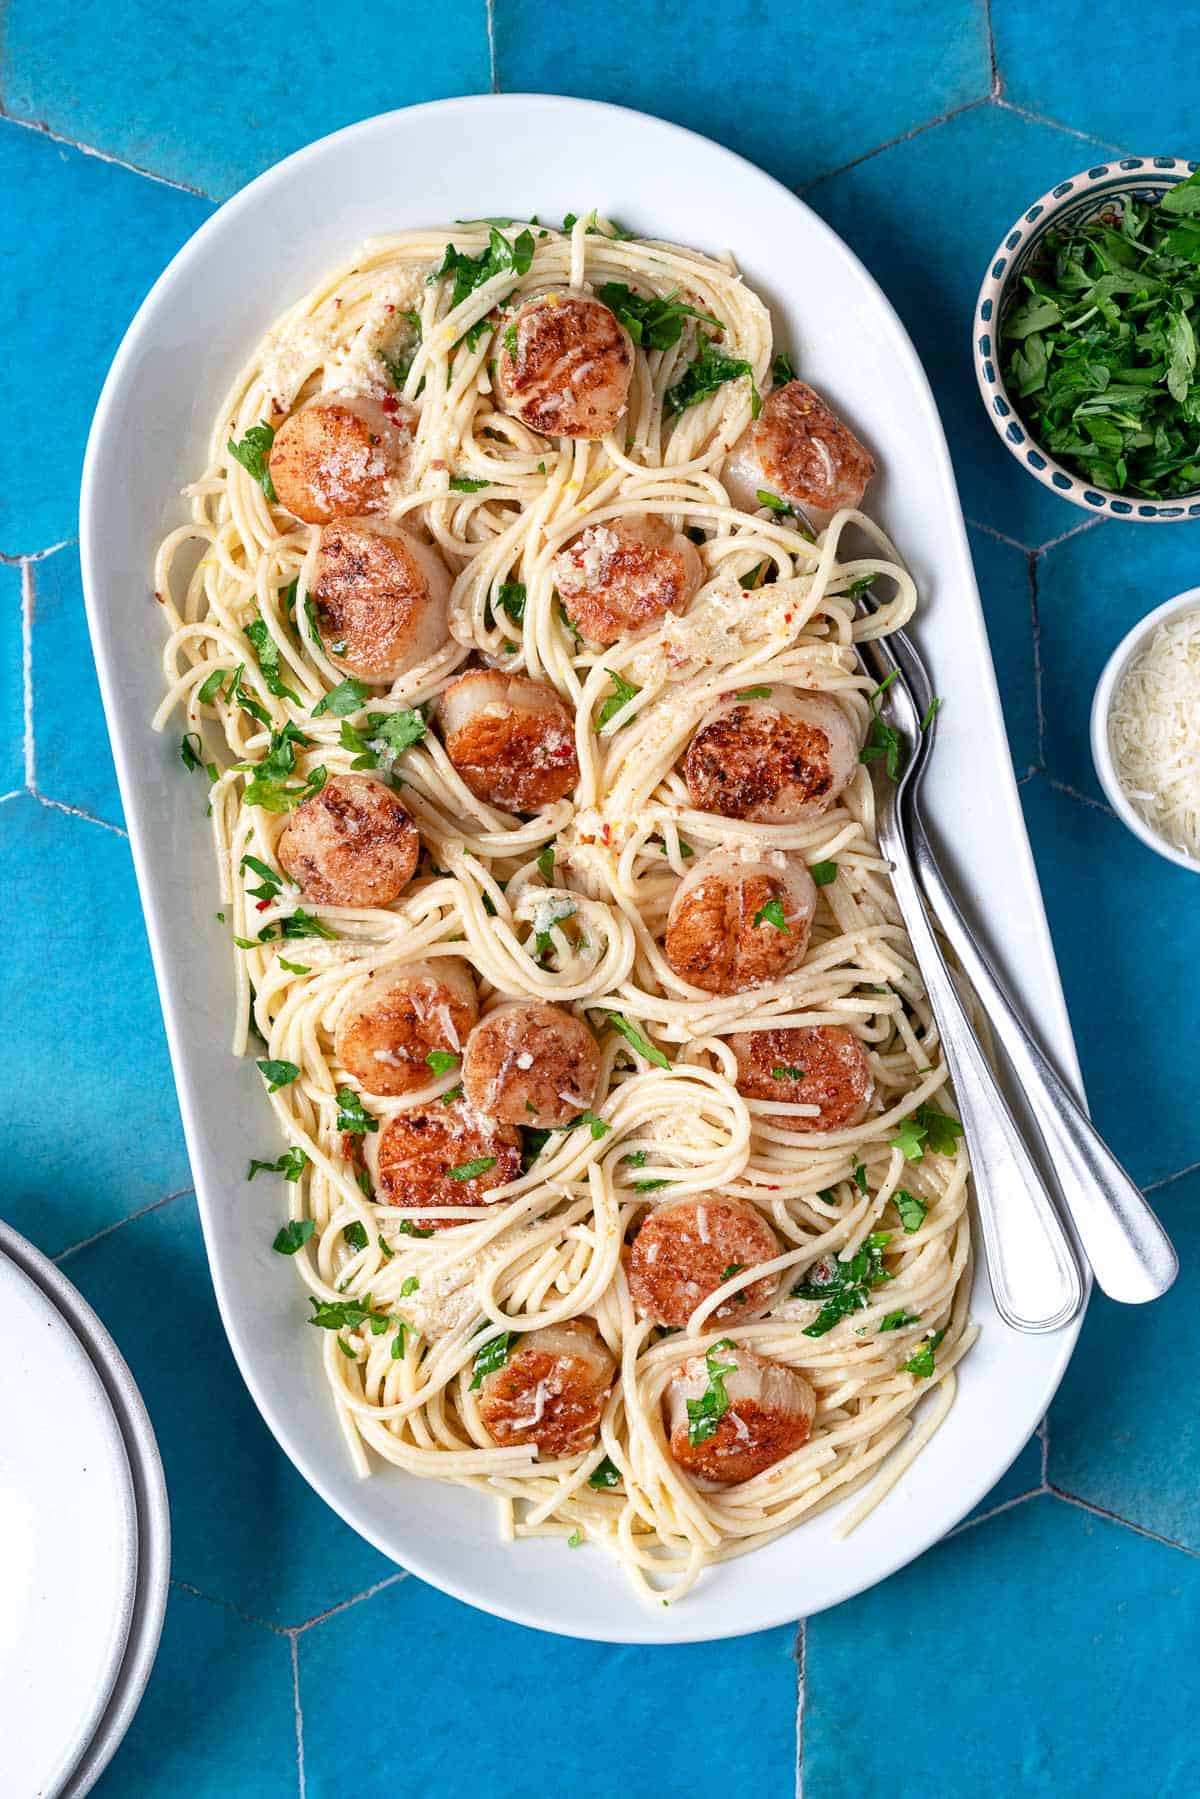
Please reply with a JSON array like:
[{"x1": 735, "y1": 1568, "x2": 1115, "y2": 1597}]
[
  {"x1": 856, "y1": 632, "x2": 1085, "y2": 1333},
  {"x1": 875, "y1": 621, "x2": 1178, "y2": 1305}
]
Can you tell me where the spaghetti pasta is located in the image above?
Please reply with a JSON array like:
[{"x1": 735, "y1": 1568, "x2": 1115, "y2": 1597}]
[{"x1": 153, "y1": 213, "x2": 975, "y2": 1603}]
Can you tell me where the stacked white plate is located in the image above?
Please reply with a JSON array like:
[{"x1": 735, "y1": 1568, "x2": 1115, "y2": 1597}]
[{"x1": 0, "y1": 1222, "x2": 169, "y2": 1797}]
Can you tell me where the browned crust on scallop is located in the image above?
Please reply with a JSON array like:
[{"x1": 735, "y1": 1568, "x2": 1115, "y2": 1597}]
[
  {"x1": 496, "y1": 297, "x2": 633, "y2": 439},
  {"x1": 669, "y1": 1393, "x2": 813, "y2": 1484},
  {"x1": 276, "y1": 774, "x2": 419, "y2": 907},
  {"x1": 269, "y1": 403, "x2": 395, "y2": 524},
  {"x1": 312, "y1": 524, "x2": 437, "y2": 680},
  {"x1": 477, "y1": 1327, "x2": 615, "y2": 1455},
  {"x1": 664, "y1": 870, "x2": 809, "y2": 994},
  {"x1": 754, "y1": 380, "x2": 875, "y2": 513},
  {"x1": 628, "y1": 1199, "x2": 780, "y2": 1328},
  {"x1": 442, "y1": 679, "x2": 579, "y2": 812},
  {"x1": 375, "y1": 1100, "x2": 521, "y2": 1230},
  {"x1": 732, "y1": 1024, "x2": 874, "y2": 1134},
  {"x1": 555, "y1": 516, "x2": 700, "y2": 646},
  {"x1": 462, "y1": 1003, "x2": 600, "y2": 1127},
  {"x1": 683, "y1": 704, "x2": 839, "y2": 821},
  {"x1": 336, "y1": 973, "x2": 478, "y2": 1097}
]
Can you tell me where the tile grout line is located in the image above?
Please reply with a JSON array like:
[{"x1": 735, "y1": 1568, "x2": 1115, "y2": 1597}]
[
  {"x1": 946, "y1": 1485, "x2": 1041, "y2": 1538},
  {"x1": 169, "y1": 1577, "x2": 293, "y2": 1637},
  {"x1": 1144, "y1": 1156, "x2": 1200, "y2": 1195},
  {"x1": 1037, "y1": 514, "x2": 1105, "y2": 554},
  {"x1": 33, "y1": 791, "x2": 129, "y2": 838},
  {"x1": 794, "y1": 1620, "x2": 806, "y2": 1799},
  {"x1": 53, "y1": 1186, "x2": 194, "y2": 1264},
  {"x1": 20, "y1": 561, "x2": 35, "y2": 788},
  {"x1": 1046, "y1": 775, "x2": 1117, "y2": 820},
  {"x1": 293, "y1": 1569, "x2": 408, "y2": 1634},
  {"x1": 289, "y1": 1634, "x2": 307, "y2": 1799},
  {"x1": 1029, "y1": 550, "x2": 1046, "y2": 767},
  {"x1": 1038, "y1": 1413, "x2": 1050, "y2": 1486},
  {"x1": 964, "y1": 515, "x2": 1035, "y2": 554},
  {"x1": 992, "y1": 97, "x2": 1126, "y2": 156},
  {"x1": 485, "y1": 0, "x2": 499, "y2": 92},
  {"x1": 0, "y1": 535, "x2": 77, "y2": 567},
  {"x1": 1049, "y1": 1486, "x2": 1200, "y2": 1561},
  {"x1": 0, "y1": 111, "x2": 213, "y2": 199},
  {"x1": 984, "y1": 0, "x2": 1001, "y2": 98},
  {"x1": 798, "y1": 95, "x2": 990, "y2": 193}
]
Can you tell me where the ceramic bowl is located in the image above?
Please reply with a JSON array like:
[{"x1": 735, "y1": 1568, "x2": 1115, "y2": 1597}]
[
  {"x1": 974, "y1": 157, "x2": 1200, "y2": 521},
  {"x1": 1091, "y1": 586, "x2": 1200, "y2": 871}
]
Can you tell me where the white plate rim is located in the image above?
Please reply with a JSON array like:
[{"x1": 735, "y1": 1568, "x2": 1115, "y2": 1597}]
[{"x1": 79, "y1": 93, "x2": 1086, "y2": 1643}]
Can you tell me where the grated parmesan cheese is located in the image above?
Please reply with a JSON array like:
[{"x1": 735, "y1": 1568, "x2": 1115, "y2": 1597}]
[{"x1": 1109, "y1": 607, "x2": 1200, "y2": 861}]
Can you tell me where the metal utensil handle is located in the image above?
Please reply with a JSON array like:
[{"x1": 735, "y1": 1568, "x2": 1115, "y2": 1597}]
[
  {"x1": 910, "y1": 814, "x2": 1177, "y2": 1304},
  {"x1": 884, "y1": 829, "x2": 1084, "y2": 1332}
]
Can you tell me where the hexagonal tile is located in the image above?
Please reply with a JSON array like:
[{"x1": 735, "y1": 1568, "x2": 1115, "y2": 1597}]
[
  {"x1": 1036, "y1": 515, "x2": 1200, "y2": 803},
  {"x1": 1019, "y1": 776, "x2": 1200, "y2": 1187},
  {"x1": 993, "y1": 6, "x2": 1191, "y2": 156},
  {"x1": 62, "y1": 1191, "x2": 395, "y2": 1625},
  {"x1": 805, "y1": 1495, "x2": 1200, "y2": 1795},
  {"x1": 0, "y1": 119, "x2": 211, "y2": 556},
  {"x1": 806, "y1": 103, "x2": 1115, "y2": 548},
  {"x1": 93, "y1": 1585, "x2": 295, "y2": 1796},
  {"x1": 298, "y1": 1572, "x2": 798, "y2": 1797},
  {"x1": 494, "y1": 0, "x2": 991, "y2": 194},
  {"x1": 3, "y1": 0, "x2": 491, "y2": 200},
  {"x1": 30, "y1": 541, "x2": 123, "y2": 826},
  {"x1": 1049, "y1": 1164, "x2": 1199, "y2": 1553},
  {"x1": 2, "y1": 794, "x2": 190, "y2": 1255},
  {"x1": 968, "y1": 522, "x2": 1039, "y2": 775},
  {"x1": 0, "y1": 561, "x2": 23, "y2": 795}
]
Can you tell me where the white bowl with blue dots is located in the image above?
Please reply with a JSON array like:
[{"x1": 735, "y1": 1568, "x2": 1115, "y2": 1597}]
[{"x1": 974, "y1": 157, "x2": 1200, "y2": 522}]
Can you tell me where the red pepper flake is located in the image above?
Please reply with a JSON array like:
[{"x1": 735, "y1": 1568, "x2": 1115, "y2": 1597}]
[
  {"x1": 256, "y1": 898, "x2": 272, "y2": 912},
  {"x1": 385, "y1": 304, "x2": 396, "y2": 314},
  {"x1": 153, "y1": 590, "x2": 164, "y2": 604},
  {"x1": 379, "y1": 394, "x2": 400, "y2": 417}
]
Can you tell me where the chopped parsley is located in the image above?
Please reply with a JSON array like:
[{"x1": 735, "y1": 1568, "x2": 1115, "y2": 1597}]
[
  {"x1": 257, "y1": 1058, "x2": 299, "y2": 1092},
  {"x1": 278, "y1": 958, "x2": 310, "y2": 975},
  {"x1": 312, "y1": 677, "x2": 370, "y2": 718},
  {"x1": 272, "y1": 1218, "x2": 315, "y2": 1255},
  {"x1": 596, "y1": 669, "x2": 641, "y2": 730},
  {"x1": 336, "y1": 1089, "x2": 378, "y2": 1135},
  {"x1": 595, "y1": 282, "x2": 722, "y2": 351},
  {"x1": 180, "y1": 732, "x2": 204, "y2": 773},
  {"x1": 1000, "y1": 170, "x2": 1200, "y2": 499},
  {"x1": 606, "y1": 1012, "x2": 671, "y2": 1071},
  {"x1": 588, "y1": 1456, "x2": 622, "y2": 1490},
  {"x1": 397, "y1": 1220, "x2": 435, "y2": 1239},
  {"x1": 339, "y1": 707, "x2": 426, "y2": 772},
  {"x1": 567, "y1": 1529, "x2": 582, "y2": 1548},
  {"x1": 447, "y1": 1156, "x2": 498, "y2": 1181},
  {"x1": 496, "y1": 581, "x2": 526, "y2": 626},
  {"x1": 792, "y1": 1231, "x2": 894, "y2": 1337},
  {"x1": 920, "y1": 697, "x2": 942, "y2": 732},
  {"x1": 893, "y1": 1190, "x2": 929, "y2": 1233},
  {"x1": 752, "y1": 897, "x2": 790, "y2": 932},
  {"x1": 810, "y1": 860, "x2": 838, "y2": 886},
  {"x1": 903, "y1": 1329, "x2": 946, "y2": 1379},
  {"x1": 342, "y1": 1221, "x2": 369, "y2": 1252},
  {"x1": 248, "y1": 1148, "x2": 309, "y2": 1183},
  {"x1": 771, "y1": 1065, "x2": 805, "y2": 1081},
  {"x1": 281, "y1": 909, "x2": 338, "y2": 941},
  {"x1": 735, "y1": 685, "x2": 772, "y2": 699},
  {"x1": 879, "y1": 1308, "x2": 921, "y2": 1332},
  {"x1": 859, "y1": 672, "x2": 907, "y2": 783},
  {"x1": 685, "y1": 1339, "x2": 738, "y2": 1446},
  {"x1": 536, "y1": 843, "x2": 555, "y2": 881},
  {"x1": 449, "y1": 475, "x2": 489, "y2": 493},
  {"x1": 853, "y1": 1159, "x2": 870, "y2": 1194},
  {"x1": 227, "y1": 422, "x2": 277, "y2": 502},
  {"x1": 381, "y1": 310, "x2": 422, "y2": 388},
  {"x1": 891, "y1": 1104, "x2": 965, "y2": 1162},
  {"x1": 429, "y1": 226, "x2": 536, "y2": 314},
  {"x1": 245, "y1": 614, "x2": 300, "y2": 703},
  {"x1": 666, "y1": 340, "x2": 760, "y2": 417},
  {"x1": 770, "y1": 350, "x2": 796, "y2": 386},
  {"x1": 425, "y1": 1050, "x2": 460, "y2": 1075},
  {"x1": 240, "y1": 722, "x2": 327, "y2": 813},
  {"x1": 756, "y1": 488, "x2": 791, "y2": 514},
  {"x1": 469, "y1": 1330, "x2": 513, "y2": 1388},
  {"x1": 307, "y1": 1293, "x2": 391, "y2": 1333}
]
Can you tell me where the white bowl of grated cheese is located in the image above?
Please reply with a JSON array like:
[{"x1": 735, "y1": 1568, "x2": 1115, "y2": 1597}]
[{"x1": 1092, "y1": 587, "x2": 1200, "y2": 871}]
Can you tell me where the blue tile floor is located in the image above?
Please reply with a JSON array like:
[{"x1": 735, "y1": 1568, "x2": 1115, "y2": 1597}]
[{"x1": 2, "y1": 7, "x2": 1198, "y2": 1794}]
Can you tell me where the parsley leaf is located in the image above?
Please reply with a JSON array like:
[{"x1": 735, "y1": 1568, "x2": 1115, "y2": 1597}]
[
  {"x1": 879, "y1": 1308, "x2": 921, "y2": 1332},
  {"x1": 496, "y1": 581, "x2": 526, "y2": 625},
  {"x1": 894, "y1": 1190, "x2": 929, "y2": 1233},
  {"x1": 792, "y1": 1231, "x2": 894, "y2": 1336},
  {"x1": 272, "y1": 1218, "x2": 315, "y2": 1255},
  {"x1": 685, "y1": 1339, "x2": 738, "y2": 1446},
  {"x1": 666, "y1": 339, "x2": 759, "y2": 416},
  {"x1": 891, "y1": 1104, "x2": 965, "y2": 1162},
  {"x1": 228, "y1": 422, "x2": 277, "y2": 503},
  {"x1": 536, "y1": 843, "x2": 555, "y2": 881},
  {"x1": 342, "y1": 1221, "x2": 369, "y2": 1251},
  {"x1": 903, "y1": 1328, "x2": 946, "y2": 1379},
  {"x1": 859, "y1": 675, "x2": 908, "y2": 782},
  {"x1": 425, "y1": 1050, "x2": 460, "y2": 1076},
  {"x1": 312, "y1": 677, "x2": 370, "y2": 718},
  {"x1": 771, "y1": 1065, "x2": 805, "y2": 1081},
  {"x1": 469, "y1": 1330, "x2": 513, "y2": 1388},
  {"x1": 771, "y1": 350, "x2": 796, "y2": 386},
  {"x1": 336, "y1": 1089, "x2": 378, "y2": 1135},
  {"x1": 810, "y1": 860, "x2": 838, "y2": 886},
  {"x1": 381, "y1": 310, "x2": 422, "y2": 388},
  {"x1": 240, "y1": 723, "x2": 327, "y2": 813},
  {"x1": 257, "y1": 1058, "x2": 299, "y2": 1092},
  {"x1": 595, "y1": 282, "x2": 722, "y2": 351},
  {"x1": 429, "y1": 226, "x2": 536, "y2": 314},
  {"x1": 752, "y1": 897, "x2": 790, "y2": 932},
  {"x1": 606, "y1": 1012, "x2": 671, "y2": 1070},
  {"x1": 450, "y1": 475, "x2": 489, "y2": 493},
  {"x1": 245, "y1": 614, "x2": 300, "y2": 703},
  {"x1": 248, "y1": 1148, "x2": 309, "y2": 1183},
  {"x1": 398, "y1": 1220, "x2": 435, "y2": 1239},
  {"x1": 180, "y1": 732, "x2": 204, "y2": 773},
  {"x1": 596, "y1": 668, "x2": 641, "y2": 730},
  {"x1": 281, "y1": 909, "x2": 337, "y2": 941},
  {"x1": 447, "y1": 1155, "x2": 498, "y2": 1181},
  {"x1": 735, "y1": 685, "x2": 772, "y2": 699},
  {"x1": 587, "y1": 1456, "x2": 622, "y2": 1490},
  {"x1": 307, "y1": 1293, "x2": 389, "y2": 1333}
]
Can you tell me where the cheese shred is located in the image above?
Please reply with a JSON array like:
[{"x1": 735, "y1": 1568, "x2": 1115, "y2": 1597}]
[{"x1": 1109, "y1": 606, "x2": 1200, "y2": 862}]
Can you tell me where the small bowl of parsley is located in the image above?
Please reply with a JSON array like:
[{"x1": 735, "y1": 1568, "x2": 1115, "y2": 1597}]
[{"x1": 974, "y1": 157, "x2": 1200, "y2": 519}]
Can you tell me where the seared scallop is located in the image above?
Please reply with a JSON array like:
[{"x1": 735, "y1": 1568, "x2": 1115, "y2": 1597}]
[
  {"x1": 476, "y1": 1321, "x2": 616, "y2": 1456},
  {"x1": 494, "y1": 293, "x2": 634, "y2": 439},
  {"x1": 275, "y1": 773, "x2": 418, "y2": 907},
  {"x1": 372, "y1": 1098, "x2": 521, "y2": 1231},
  {"x1": 269, "y1": 395, "x2": 414, "y2": 524},
  {"x1": 628, "y1": 1198, "x2": 780, "y2": 1328},
  {"x1": 731, "y1": 1025, "x2": 874, "y2": 1134},
  {"x1": 667, "y1": 1345, "x2": 815, "y2": 1484},
  {"x1": 723, "y1": 379, "x2": 874, "y2": 519},
  {"x1": 553, "y1": 514, "x2": 703, "y2": 646},
  {"x1": 335, "y1": 958, "x2": 477, "y2": 1096},
  {"x1": 438, "y1": 669, "x2": 579, "y2": 812},
  {"x1": 310, "y1": 522, "x2": 451, "y2": 683},
  {"x1": 683, "y1": 689, "x2": 859, "y2": 824},
  {"x1": 462, "y1": 1002, "x2": 601, "y2": 1129},
  {"x1": 664, "y1": 848, "x2": 816, "y2": 995}
]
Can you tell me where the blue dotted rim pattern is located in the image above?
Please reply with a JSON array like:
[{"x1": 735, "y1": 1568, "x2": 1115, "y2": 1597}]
[{"x1": 973, "y1": 157, "x2": 1200, "y2": 522}]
